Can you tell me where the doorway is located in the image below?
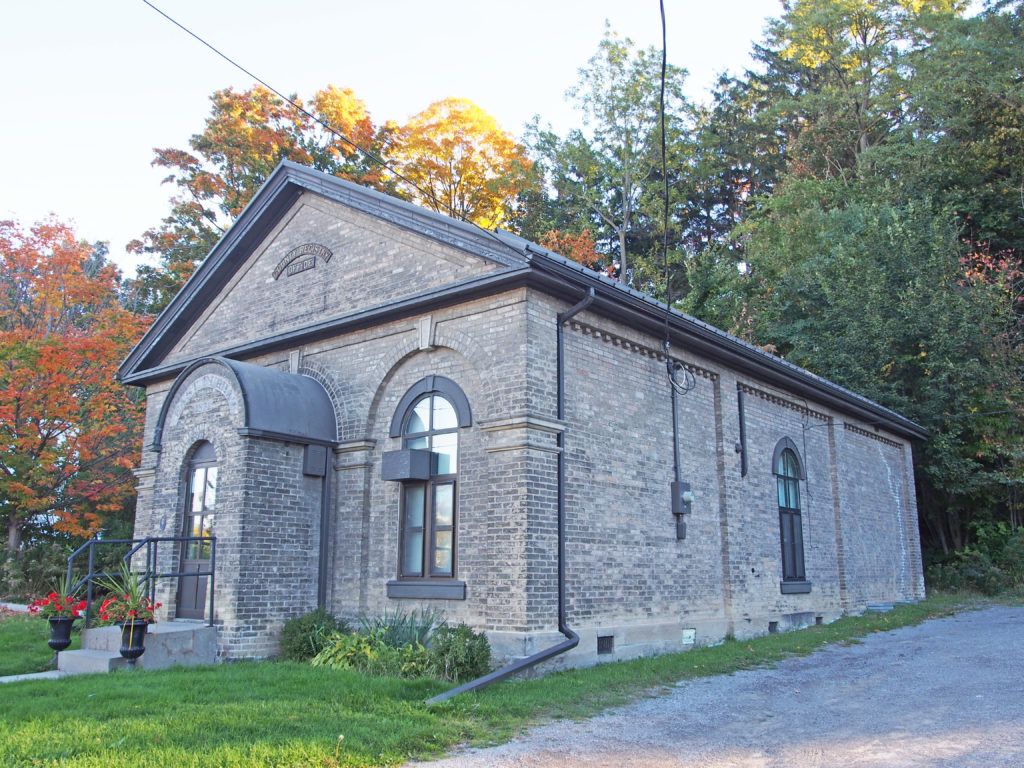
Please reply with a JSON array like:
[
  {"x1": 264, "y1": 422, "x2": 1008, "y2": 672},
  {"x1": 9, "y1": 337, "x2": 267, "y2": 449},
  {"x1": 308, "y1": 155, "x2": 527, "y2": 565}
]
[{"x1": 177, "y1": 442, "x2": 217, "y2": 619}]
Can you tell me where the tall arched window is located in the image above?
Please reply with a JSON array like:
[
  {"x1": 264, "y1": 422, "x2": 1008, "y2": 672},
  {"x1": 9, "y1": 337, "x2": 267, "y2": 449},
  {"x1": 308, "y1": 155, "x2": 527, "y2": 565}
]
[
  {"x1": 773, "y1": 437, "x2": 809, "y2": 592},
  {"x1": 385, "y1": 376, "x2": 471, "y2": 599},
  {"x1": 401, "y1": 392, "x2": 459, "y2": 578}
]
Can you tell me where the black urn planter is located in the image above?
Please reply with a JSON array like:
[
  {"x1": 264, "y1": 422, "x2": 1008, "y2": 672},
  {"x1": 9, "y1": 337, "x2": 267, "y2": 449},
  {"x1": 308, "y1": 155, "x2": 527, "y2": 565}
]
[
  {"x1": 47, "y1": 616, "x2": 75, "y2": 652},
  {"x1": 118, "y1": 620, "x2": 149, "y2": 662}
]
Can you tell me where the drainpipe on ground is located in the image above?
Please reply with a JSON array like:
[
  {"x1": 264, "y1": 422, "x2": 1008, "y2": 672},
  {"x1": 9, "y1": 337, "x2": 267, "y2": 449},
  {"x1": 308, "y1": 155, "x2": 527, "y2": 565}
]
[{"x1": 425, "y1": 288, "x2": 595, "y2": 705}]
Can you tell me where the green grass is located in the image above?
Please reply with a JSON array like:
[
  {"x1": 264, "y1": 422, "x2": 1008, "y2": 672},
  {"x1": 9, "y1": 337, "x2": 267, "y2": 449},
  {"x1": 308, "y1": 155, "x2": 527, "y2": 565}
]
[
  {"x1": 0, "y1": 592, "x2": 1006, "y2": 768},
  {"x1": 0, "y1": 610, "x2": 81, "y2": 676}
]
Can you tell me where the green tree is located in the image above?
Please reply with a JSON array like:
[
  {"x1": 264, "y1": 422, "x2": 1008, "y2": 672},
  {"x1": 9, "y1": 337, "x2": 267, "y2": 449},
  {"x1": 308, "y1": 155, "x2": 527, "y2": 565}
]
[
  {"x1": 735, "y1": 178, "x2": 1024, "y2": 553},
  {"x1": 763, "y1": 0, "x2": 965, "y2": 179},
  {"x1": 525, "y1": 27, "x2": 691, "y2": 284}
]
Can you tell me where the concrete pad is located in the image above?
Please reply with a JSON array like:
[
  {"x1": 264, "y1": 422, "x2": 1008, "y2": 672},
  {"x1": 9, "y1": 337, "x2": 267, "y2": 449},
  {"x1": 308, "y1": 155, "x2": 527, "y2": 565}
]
[{"x1": 0, "y1": 670, "x2": 65, "y2": 684}]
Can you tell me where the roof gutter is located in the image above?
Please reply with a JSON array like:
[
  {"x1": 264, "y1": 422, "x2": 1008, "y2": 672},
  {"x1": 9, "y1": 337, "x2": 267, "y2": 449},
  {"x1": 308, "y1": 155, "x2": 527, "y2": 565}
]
[{"x1": 426, "y1": 288, "x2": 594, "y2": 705}]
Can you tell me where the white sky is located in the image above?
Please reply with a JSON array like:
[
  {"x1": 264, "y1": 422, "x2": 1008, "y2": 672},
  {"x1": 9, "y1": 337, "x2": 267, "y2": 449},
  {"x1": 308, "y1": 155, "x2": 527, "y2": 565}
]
[{"x1": 0, "y1": 0, "x2": 783, "y2": 278}]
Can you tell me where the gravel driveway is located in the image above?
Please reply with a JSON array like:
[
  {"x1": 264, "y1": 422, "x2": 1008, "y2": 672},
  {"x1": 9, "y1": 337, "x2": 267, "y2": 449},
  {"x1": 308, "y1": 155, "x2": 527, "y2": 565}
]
[{"x1": 411, "y1": 605, "x2": 1024, "y2": 768}]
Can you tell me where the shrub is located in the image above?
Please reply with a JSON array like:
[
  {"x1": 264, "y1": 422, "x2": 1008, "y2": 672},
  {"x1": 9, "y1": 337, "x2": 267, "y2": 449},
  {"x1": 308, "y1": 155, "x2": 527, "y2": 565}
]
[
  {"x1": 1, "y1": 544, "x2": 69, "y2": 602},
  {"x1": 280, "y1": 608, "x2": 349, "y2": 662},
  {"x1": 428, "y1": 623, "x2": 491, "y2": 682},
  {"x1": 311, "y1": 629, "x2": 430, "y2": 678},
  {"x1": 359, "y1": 607, "x2": 443, "y2": 648},
  {"x1": 926, "y1": 549, "x2": 1008, "y2": 595},
  {"x1": 993, "y1": 528, "x2": 1024, "y2": 587},
  {"x1": 925, "y1": 525, "x2": 1024, "y2": 596}
]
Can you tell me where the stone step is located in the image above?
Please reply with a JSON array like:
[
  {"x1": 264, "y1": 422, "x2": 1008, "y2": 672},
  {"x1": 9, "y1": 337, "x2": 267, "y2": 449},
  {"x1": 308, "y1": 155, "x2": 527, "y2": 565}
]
[
  {"x1": 57, "y1": 621, "x2": 219, "y2": 675},
  {"x1": 57, "y1": 648, "x2": 132, "y2": 675}
]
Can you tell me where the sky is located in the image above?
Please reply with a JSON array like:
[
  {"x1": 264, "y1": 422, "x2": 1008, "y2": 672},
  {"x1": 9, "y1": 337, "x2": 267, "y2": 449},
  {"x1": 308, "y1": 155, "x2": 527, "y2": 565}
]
[{"x1": 0, "y1": 0, "x2": 784, "y2": 278}]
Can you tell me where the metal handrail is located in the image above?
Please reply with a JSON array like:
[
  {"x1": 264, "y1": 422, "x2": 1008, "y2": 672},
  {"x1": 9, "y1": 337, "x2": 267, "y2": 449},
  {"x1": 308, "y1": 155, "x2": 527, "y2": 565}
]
[{"x1": 66, "y1": 536, "x2": 217, "y2": 627}]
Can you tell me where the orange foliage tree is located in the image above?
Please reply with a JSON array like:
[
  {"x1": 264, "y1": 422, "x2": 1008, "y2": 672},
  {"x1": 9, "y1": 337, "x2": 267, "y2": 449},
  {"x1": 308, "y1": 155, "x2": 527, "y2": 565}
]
[
  {"x1": 390, "y1": 97, "x2": 534, "y2": 229},
  {"x1": 538, "y1": 229, "x2": 608, "y2": 274},
  {"x1": 1, "y1": 219, "x2": 148, "y2": 552},
  {"x1": 128, "y1": 85, "x2": 393, "y2": 313}
]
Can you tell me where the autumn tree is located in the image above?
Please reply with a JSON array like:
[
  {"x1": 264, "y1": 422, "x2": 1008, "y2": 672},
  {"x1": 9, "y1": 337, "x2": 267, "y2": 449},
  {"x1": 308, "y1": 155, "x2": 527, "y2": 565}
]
[
  {"x1": 389, "y1": 97, "x2": 534, "y2": 229},
  {"x1": 1, "y1": 219, "x2": 147, "y2": 552},
  {"x1": 127, "y1": 85, "x2": 392, "y2": 313},
  {"x1": 131, "y1": 88, "x2": 539, "y2": 312}
]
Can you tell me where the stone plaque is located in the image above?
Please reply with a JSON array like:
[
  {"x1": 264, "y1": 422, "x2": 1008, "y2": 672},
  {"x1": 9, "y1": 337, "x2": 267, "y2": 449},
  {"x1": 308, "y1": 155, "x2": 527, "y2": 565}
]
[{"x1": 273, "y1": 243, "x2": 333, "y2": 280}]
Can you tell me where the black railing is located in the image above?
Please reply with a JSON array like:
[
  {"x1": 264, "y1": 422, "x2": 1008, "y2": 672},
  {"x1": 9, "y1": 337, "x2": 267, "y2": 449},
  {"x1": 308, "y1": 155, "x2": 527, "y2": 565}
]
[{"x1": 66, "y1": 536, "x2": 216, "y2": 628}]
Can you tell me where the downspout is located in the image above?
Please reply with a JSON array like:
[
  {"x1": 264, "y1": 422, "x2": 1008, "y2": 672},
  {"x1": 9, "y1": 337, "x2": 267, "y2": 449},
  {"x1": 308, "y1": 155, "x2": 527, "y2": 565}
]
[
  {"x1": 317, "y1": 469, "x2": 330, "y2": 608},
  {"x1": 426, "y1": 288, "x2": 594, "y2": 705}
]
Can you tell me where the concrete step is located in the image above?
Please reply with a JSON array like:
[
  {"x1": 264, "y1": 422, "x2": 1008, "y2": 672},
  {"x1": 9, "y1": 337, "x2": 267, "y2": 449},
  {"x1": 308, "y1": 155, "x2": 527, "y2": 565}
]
[
  {"x1": 57, "y1": 648, "x2": 132, "y2": 675},
  {"x1": 60, "y1": 621, "x2": 218, "y2": 675}
]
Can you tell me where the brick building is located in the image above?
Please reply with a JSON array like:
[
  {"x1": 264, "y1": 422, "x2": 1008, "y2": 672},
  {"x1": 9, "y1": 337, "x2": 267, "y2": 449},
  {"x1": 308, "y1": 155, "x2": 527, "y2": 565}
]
[{"x1": 120, "y1": 160, "x2": 927, "y2": 667}]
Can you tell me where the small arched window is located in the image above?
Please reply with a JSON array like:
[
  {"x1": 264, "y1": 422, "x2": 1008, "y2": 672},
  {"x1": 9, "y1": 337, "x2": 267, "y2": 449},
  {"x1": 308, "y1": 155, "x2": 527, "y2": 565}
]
[{"x1": 773, "y1": 438, "x2": 808, "y2": 590}]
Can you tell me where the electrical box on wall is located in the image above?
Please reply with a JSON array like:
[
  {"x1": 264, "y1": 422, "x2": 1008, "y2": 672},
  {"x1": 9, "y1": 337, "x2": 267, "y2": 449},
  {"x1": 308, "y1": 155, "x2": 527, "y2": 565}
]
[
  {"x1": 303, "y1": 444, "x2": 328, "y2": 477},
  {"x1": 671, "y1": 480, "x2": 693, "y2": 517},
  {"x1": 671, "y1": 480, "x2": 694, "y2": 540}
]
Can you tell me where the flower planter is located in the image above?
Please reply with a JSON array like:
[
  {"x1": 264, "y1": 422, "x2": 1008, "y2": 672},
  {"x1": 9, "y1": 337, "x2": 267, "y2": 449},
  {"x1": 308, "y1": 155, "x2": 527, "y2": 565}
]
[
  {"x1": 47, "y1": 616, "x2": 76, "y2": 652},
  {"x1": 118, "y1": 620, "x2": 149, "y2": 662}
]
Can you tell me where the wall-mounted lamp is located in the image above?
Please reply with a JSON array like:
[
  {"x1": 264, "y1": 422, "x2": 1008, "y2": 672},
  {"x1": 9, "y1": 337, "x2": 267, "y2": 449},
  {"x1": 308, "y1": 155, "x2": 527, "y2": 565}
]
[{"x1": 671, "y1": 480, "x2": 694, "y2": 540}]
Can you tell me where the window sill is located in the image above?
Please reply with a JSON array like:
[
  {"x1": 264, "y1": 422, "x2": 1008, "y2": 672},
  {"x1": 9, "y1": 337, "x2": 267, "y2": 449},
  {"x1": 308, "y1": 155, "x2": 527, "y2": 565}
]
[
  {"x1": 386, "y1": 580, "x2": 466, "y2": 600},
  {"x1": 780, "y1": 580, "x2": 812, "y2": 594}
]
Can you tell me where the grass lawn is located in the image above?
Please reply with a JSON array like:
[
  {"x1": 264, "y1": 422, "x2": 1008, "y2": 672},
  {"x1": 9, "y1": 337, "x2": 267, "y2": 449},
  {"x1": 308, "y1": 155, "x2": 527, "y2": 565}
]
[
  {"x1": 0, "y1": 593, "x2": 1002, "y2": 768},
  {"x1": 0, "y1": 610, "x2": 81, "y2": 676}
]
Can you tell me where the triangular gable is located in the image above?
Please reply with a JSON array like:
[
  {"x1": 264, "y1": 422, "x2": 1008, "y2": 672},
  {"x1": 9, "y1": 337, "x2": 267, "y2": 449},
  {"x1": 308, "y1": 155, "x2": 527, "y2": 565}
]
[{"x1": 120, "y1": 161, "x2": 528, "y2": 382}]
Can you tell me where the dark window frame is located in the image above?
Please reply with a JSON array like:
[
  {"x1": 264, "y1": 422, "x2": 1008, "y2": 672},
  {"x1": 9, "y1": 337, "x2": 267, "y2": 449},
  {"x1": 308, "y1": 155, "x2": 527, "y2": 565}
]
[
  {"x1": 183, "y1": 441, "x2": 218, "y2": 560},
  {"x1": 387, "y1": 378, "x2": 470, "y2": 600},
  {"x1": 773, "y1": 438, "x2": 811, "y2": 594}
]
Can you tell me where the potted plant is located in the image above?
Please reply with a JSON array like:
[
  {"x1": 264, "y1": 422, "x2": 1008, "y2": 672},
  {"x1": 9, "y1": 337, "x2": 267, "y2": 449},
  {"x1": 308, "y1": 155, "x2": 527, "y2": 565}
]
[
  {"x1": 98, "y1": 563, "x2": 161, "y2": 662},
  {"x1": 28, "y1": 577, "x2": 88, "y2": 652}
]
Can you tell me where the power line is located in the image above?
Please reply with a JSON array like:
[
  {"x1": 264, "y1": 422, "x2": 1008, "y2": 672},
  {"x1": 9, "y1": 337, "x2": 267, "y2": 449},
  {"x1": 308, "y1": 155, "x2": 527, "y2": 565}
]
[{"x1": 140, "y1": 0, "x2": 513, "y2": 250}]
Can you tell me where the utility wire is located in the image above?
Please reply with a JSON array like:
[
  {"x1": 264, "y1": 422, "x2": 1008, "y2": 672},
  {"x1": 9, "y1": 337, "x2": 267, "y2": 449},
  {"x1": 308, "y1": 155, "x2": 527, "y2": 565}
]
[
  {"x1": 140, "y1": 0, "x2": 513, "y2": 252},
  {"x1": 658, "y1": 0, "x2": 694, "y2": 396}
]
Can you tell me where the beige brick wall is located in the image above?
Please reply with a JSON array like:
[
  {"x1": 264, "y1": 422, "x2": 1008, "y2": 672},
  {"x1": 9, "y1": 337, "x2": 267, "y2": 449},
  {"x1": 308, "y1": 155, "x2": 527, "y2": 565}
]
[{"x1": 131, "y1": 193, "x2": 925, "y2": 666}]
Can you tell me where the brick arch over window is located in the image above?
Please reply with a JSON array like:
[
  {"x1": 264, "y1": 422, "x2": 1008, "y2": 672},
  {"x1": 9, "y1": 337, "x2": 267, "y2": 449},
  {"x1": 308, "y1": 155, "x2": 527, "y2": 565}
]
[
  {"x1": 296, "y1": 359, "x2": 345, "y2": 439},
  {"x1": 361, "y1": 343, "x2": 485, "y2": 442},
  {"x1": 389, "y1": 375, "x2": 472, "y2": 437},
  {"x1": 771, "y1": 436, "x2": 806, "y2": 480}
]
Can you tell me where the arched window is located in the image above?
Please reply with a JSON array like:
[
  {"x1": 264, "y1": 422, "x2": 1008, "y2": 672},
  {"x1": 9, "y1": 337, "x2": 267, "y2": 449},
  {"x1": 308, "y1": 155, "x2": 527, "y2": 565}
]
[
  {"x1": 400, "y1": 392, "x2": 459, "y2": 579},
  {"x1": 774, "y1": 439, "x2": 808, "y2": 591}
]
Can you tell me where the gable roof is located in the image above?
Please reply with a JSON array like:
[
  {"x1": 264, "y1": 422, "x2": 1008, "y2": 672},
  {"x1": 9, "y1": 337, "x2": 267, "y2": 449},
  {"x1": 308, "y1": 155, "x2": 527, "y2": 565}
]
[{"x1": 119, "y1": 160, "x2": 927, "y2": 441}]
